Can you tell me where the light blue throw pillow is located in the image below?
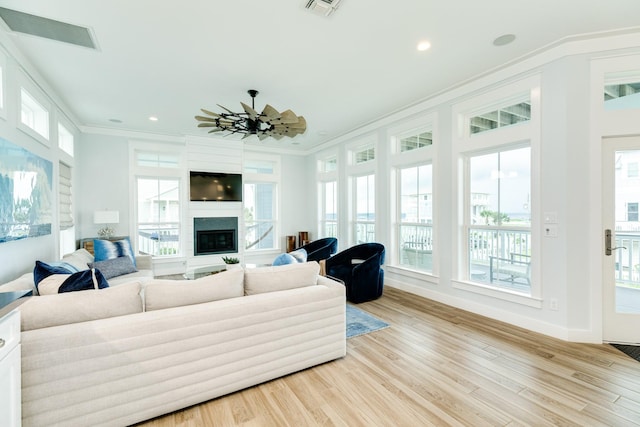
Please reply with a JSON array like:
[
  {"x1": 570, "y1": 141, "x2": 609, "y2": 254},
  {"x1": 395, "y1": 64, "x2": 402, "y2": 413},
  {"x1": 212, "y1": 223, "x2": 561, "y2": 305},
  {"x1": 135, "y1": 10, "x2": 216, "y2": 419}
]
[{"x1": 273, "y1": 253, "x2": 297, "y2": 266}]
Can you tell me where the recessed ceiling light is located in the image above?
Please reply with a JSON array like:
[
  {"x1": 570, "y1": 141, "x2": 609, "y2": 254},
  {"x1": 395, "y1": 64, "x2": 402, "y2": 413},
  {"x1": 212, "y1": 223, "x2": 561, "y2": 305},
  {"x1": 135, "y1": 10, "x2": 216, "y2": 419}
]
[
  {"x1": 417, "y1": 40, "x2": 431, "y2": 51},
  {"x1": 493, "y1": 34, "x2": 516, "y2": 47},
  {"x1": 149, "y1": 116, "x2": 158, "y2": 121}
]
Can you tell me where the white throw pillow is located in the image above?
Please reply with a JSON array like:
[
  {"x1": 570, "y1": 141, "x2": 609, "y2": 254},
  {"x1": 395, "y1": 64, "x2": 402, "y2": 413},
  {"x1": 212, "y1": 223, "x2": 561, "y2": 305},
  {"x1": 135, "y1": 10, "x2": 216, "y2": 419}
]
[
  {"x1": 144, "y1": 268, "x2": 244, "y2": 311},
  {"x1": 61, "y1": 248, "x2": 94, "y2": 271},
  {"x1": 244, "y1": 261, "x2": 320, "y2": 295},
  {"x1": 18, "y1": 281, "x2": 143, "y2": 331}
]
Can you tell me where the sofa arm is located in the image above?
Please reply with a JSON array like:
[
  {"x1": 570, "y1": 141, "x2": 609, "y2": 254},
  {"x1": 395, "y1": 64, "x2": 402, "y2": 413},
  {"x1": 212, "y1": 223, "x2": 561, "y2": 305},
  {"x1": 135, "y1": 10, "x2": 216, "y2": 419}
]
[{"x1": 135, "y1": 254, "x2": 153, "y2": 271}]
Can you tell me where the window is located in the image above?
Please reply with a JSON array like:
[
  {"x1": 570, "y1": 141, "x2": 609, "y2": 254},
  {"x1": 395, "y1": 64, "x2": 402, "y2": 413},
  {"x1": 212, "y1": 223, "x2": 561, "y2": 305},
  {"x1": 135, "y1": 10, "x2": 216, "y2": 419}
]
[
  {"x1": 320, "y1": 156, "x2": 337, "y2": 172},
  {"x1": 604, "y1": 71, "x2": 640, "y2": 111},
  {"x1": 58, "y1": 123, "x2": 74, "y2": 157},
  {"x1": 467, "y1": 146, "x2": 531, "y2": 293},
  {"x1": 469, "y1": 100, "x2": 530, "y2": 135},
  {"x1": 244, "y1": 183, "x2": 276, "y2": 250},
  {"x1": 59, "y1": 162, "x2": 73, "y2": 230},
  {"x1": 136, "y1": 152, "x2": 180, "y2": 168},
  {"x1": 354, "y1": 146, "x2": 375, "y2": 164},
  {"x1": 320, "y1": 181, "x2": 337, "y2": 238},
  {"x1": 398, "y1": 164, "x2": 433, "y2": 272},
  {"x1": 59, "y1": 162, "x2": 75, "y2": 256},
  {"x1": 628, "y1": 162, "x2": 639, "y2": 178},
  {"x1": 629, "y1": 203, "x2": 639, "y2": 222},
  {"x1": 400, "y1": 131, "x2": 432, "y2": 152},
  {"x1": 20, "y1": 88, "x2": 49, "y2": 140},
  {"x1": 137, "y1": 178, "x2": 181, "y2": 257},
  {"x1": 244, "y1": 158, "x2": 279, "y2": 251},
  {"x1": 354, "y1": 174, "x2": 375, "y2": 243}
]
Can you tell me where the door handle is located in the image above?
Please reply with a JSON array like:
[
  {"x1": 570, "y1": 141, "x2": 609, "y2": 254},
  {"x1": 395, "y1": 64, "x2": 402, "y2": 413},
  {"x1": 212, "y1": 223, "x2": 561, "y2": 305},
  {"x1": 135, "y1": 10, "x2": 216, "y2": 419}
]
[{"x1": 605, "y1": 229, "x2": 627, "y2": 256}]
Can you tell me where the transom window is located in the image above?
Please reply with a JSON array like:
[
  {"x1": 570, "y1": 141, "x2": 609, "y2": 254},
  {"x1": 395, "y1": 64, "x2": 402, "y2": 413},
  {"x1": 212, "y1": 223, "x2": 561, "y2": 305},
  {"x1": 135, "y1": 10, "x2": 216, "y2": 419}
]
[
  {"x1": 469, "y1": 100, "x2": 530, "y2": 135},
  {"x1": 604, "y1": 71, "x2": 640, "y2": 111},
  {"x1": 320, "y1": 156, "x2": 337, "y2": 172},
  {"x1": 400, "y1": 131, "x2": 432, "y2": 152},
  {"x1": 20, "y1": 88, "x2": 49, "y2": 140},
  {"x1": 354, "y1": 146, "x2": 375, "y2": 164},
  {"x1": 58, "y1": 123, "x2": 74, "y2": 157}
]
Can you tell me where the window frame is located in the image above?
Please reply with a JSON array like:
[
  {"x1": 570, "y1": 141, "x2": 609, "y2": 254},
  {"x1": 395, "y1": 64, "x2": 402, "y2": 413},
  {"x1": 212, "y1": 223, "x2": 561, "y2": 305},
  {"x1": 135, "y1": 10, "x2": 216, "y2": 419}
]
[
  {"x1": 452, "y1": 75, "x2": 541, "y2": 307},
  {"x1": 389, "y1": 115, "x2": 437, "y2": 276},
  {"x1": 129, "y1": 141, "x2": 185, "y2": 257}
]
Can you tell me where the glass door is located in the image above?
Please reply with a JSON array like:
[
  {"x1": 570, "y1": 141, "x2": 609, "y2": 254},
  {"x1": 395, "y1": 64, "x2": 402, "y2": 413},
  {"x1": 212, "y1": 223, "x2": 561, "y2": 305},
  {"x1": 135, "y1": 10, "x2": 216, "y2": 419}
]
[{"x1": 603, "y1": 136, "x2": 640, "y2": 343}]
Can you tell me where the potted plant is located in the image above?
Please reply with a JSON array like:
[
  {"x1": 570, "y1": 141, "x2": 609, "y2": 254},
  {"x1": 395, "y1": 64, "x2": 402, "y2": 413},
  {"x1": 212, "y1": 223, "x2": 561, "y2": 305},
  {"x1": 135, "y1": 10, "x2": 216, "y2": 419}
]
[{"x1": 222, "y1": 256, "x2": 242, "y2": 270}]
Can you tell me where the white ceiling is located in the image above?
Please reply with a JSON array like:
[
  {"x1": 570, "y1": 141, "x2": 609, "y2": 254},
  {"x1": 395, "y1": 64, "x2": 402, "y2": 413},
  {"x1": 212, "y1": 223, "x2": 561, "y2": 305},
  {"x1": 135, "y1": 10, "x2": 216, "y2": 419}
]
[{"x1": 1, "y1": 0, "x2": 639, "y2": 151}]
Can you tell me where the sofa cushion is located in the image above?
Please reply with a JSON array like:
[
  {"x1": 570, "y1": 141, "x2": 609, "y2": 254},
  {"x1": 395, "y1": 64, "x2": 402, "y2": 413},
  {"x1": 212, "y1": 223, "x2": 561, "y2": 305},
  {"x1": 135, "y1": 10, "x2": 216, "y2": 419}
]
[
  {"x1": 88, "y1": 256, "x2": 137, "y2": 279},
  {"x1": 18, "y1": 281, "x2": 142, "y2": 331},
  {"x1": 94, "y1": 238, "x2": 137, "y2": 267},
  {"x1": 144, "y1": 268, "x2": 244, "y2": 311},
  {"x1": 61, "y1": 248, "x2": 94, "y2": 271},
  {"x1": 34, "y1": 261, "x2": 110, "y2": 295},
  {"x1": 244, "y1": 261, "x2": 320, "y2": 295}
]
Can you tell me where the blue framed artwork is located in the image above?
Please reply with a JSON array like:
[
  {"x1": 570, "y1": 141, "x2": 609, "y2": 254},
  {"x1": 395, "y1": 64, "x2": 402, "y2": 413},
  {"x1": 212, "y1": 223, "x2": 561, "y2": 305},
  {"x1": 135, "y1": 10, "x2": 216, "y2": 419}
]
[{"x1": 0, "y1": 137, "x2": 53, "y2": 243}]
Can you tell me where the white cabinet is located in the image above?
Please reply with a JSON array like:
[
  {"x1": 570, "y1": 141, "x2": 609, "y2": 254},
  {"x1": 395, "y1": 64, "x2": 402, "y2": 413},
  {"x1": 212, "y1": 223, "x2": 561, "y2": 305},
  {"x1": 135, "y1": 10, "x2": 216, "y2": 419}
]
[{"x1": 0, "y1": 310, "x2": 21, "y2": 427}]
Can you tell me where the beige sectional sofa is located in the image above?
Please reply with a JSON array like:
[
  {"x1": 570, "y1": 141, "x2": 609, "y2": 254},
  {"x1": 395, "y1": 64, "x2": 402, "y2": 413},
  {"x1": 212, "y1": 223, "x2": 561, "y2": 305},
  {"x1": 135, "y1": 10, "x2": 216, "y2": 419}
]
[{"x1": 9, "y1": 261, "x2": 346, "y2": 427}]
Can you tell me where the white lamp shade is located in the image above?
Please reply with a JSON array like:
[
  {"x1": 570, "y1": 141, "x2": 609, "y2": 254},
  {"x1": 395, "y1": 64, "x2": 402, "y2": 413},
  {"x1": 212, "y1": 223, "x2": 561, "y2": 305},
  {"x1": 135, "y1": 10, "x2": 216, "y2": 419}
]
[{"x1": 94, "y1": 210, "x2": 119, "y2": 224}]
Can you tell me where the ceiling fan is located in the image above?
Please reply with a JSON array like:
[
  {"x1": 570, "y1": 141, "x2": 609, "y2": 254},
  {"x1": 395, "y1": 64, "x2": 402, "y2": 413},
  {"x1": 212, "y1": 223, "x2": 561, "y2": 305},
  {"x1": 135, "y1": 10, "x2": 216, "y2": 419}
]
[{"x1": 195, "y1": 90, "x2": 306, "y2": 140}]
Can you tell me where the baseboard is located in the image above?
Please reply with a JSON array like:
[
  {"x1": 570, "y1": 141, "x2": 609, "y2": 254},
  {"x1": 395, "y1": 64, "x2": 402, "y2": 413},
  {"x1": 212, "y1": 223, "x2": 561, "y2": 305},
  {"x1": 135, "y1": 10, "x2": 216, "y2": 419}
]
[{"x1": 385, "y1": 279, "x2": 600, "y2": 343}]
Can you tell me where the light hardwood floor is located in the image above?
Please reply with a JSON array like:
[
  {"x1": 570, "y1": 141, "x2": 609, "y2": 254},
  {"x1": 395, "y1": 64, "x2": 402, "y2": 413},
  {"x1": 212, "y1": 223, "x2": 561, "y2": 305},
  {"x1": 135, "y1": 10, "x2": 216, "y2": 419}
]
[{"x1": 136, "y1": 287, "x2": 640, "y2": 426}]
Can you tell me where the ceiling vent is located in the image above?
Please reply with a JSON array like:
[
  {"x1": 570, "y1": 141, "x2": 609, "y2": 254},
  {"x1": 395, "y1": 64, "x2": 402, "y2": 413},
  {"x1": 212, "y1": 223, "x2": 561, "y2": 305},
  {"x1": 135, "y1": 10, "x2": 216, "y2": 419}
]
[
  {"x1": 305, "y1": 0, "x2": 342, "y2": 16},
  {"x1": 0, "y1": 7, "x2": 97, "y2": 49}
]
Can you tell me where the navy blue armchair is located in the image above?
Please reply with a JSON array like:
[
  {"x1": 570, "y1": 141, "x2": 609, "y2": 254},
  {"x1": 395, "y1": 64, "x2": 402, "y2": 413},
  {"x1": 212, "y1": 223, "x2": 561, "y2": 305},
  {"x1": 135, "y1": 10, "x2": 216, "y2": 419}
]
[
  {"x1": 325, "y1": 243, "x2": 385, "y2": 303},
  {"x1": 298, "y1": 237, "x2": 338, "y2": 262}
]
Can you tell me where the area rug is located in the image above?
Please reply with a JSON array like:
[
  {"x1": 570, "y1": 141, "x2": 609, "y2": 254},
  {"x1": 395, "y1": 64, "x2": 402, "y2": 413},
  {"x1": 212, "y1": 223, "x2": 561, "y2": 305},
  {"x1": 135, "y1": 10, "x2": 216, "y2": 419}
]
[
  {"x1": 346, "y1": 304, "x2": 389, "y2": 338},
  {"x1": 611, "y1": 344, "x2": 640, "y2": 362}
]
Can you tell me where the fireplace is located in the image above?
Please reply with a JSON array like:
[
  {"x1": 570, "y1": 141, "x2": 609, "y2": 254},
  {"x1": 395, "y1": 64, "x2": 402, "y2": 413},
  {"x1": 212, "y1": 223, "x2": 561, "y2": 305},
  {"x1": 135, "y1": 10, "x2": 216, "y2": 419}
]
[{"x1": 193, "y1": 217, "x2": 238, "y2": 256}]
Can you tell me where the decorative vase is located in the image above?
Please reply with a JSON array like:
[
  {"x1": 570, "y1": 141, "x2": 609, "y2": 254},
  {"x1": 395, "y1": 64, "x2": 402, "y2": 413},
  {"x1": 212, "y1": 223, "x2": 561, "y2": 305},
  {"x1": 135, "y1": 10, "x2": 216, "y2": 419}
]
[{"x1": 298, "y1": 231, "x2": 309, "y2": 247}]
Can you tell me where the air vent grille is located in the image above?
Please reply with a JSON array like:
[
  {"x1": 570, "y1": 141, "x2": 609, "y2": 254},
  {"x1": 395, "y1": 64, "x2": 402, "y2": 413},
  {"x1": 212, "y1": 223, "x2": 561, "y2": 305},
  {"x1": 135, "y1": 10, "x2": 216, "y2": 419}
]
[{"x1": 0, "y1": 7, "x2": 96, "y2": 49}]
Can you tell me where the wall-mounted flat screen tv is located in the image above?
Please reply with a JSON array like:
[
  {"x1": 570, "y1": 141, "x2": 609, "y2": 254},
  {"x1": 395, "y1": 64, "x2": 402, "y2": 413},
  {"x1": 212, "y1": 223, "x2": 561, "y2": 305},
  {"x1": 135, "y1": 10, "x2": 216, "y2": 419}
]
[{"x1": 189, "y1": 171, "x2": 242, "y2": 202}]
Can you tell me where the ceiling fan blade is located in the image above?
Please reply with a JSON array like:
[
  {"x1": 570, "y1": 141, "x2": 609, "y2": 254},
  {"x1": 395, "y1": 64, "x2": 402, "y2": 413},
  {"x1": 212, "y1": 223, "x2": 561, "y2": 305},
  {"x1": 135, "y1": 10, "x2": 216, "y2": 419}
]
[
  {"x1": 240, "y1": 102, "x2": 259, "y2": 120},
  {"x1": 195, "y1": 115, "x2": 217, "y2": 122},
  {"x1": 257, "y1": 132, "x2": 269, "y2": 141},
  {"x1": 288, "y1": 116, "x2": 306, "y2": 131},
  {"x1": 200, "y1": 108, "x2": 221, "y2": 117},
  {"x1": 207, "y1": 128, "x2": 223, "y2": 133},
  {"x1": 217, "y1": 104, "x2": 236, "y2": 115},
  {"x1": 197, "y1": 122, "x2": 220, "y2": 127},
  {"x1": 277, "y1": 109, "x2": 299, "y2": 124},
  {"x1": 259, "y1": 104, "x2": 281, "y2": 122}
]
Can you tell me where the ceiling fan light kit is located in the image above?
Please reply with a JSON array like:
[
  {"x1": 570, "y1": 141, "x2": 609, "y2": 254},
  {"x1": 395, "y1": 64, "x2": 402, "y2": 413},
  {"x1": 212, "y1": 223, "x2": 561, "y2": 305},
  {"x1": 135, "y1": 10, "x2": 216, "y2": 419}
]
[{"x1": 195, "y1": 90, "x2": 306, "y2": 140}]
